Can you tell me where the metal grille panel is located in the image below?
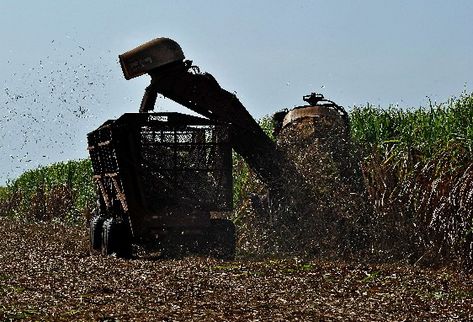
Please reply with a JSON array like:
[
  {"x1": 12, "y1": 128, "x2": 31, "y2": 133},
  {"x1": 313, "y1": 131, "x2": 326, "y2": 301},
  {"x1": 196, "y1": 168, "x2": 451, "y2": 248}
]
[{"x1": 87, "y1": 113, "x2": 232, "y2": 216}]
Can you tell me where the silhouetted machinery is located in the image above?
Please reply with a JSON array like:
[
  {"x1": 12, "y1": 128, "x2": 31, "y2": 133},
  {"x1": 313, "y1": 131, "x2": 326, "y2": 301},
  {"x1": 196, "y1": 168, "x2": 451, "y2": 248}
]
[
  {"x1": 87, "y1": 37, "x2": 352, "y2": 259},
  {"x1": 87, "y1": 112, "x2": 234, "y2": 258}
]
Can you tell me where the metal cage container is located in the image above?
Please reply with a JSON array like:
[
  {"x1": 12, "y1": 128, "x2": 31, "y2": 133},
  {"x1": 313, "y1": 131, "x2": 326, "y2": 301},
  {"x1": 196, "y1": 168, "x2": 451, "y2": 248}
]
[{"x1": 87, "y1": 112, "x2": 232, "y2": 240}]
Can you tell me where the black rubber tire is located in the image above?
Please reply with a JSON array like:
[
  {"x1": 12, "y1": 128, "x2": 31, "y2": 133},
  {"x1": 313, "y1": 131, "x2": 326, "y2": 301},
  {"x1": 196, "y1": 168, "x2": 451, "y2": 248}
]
[
  {"x1": 101, "y1": 218, "x2": 132, "y2": 258},
  {"x1": 89, "y1": 215, "x2": 105, "y2": 252},
  {"x1": 101, "y1": 218, "x2": 118, "y2": 256},
  {"x1": 208, "y1": 219, "x2": 236, "y2": 260},
  {"x1": 116, "y1": 221, "x2": 133, "y2": 259}
]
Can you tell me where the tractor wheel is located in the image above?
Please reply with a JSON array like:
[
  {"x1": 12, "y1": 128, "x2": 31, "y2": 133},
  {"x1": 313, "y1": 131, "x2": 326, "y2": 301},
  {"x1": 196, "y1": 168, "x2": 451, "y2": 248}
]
[
  {"x1": 116, "y1": 220, "x2": 133, "y2": 259},
  {"x1": 209, "y1": 218, "x2": 236, "y2": 260},
  {"x1": 89, "y1": 215, "x2": 105, "y2": 252},
  {"x1": 101, "y1": 218, "x2": 132, "y2": 258},
  {"x1": 101, "y1": 218, "x2": 118, "y2": 256}
]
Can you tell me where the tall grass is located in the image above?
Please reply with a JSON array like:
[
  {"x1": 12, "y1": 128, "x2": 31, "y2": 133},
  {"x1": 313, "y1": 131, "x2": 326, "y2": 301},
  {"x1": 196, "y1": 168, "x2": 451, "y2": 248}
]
[
  {"x1": 0, "y1": 159, "x2": 95, "y2": 223},
  {"x1": 1, "y1": 92, "x2": 472, "y2": 267},
  {"x1": 351, "y1": 92, "x2": 473, "y2": 267},
  {"x1": 351, "y1": 93, "x2": 473, "y2": 164}
]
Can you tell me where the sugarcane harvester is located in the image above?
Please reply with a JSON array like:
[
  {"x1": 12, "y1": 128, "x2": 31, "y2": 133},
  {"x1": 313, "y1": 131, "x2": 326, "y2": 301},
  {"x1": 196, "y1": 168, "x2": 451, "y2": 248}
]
[
  {"x1": 125, "y1": 38, "x2": 285, "y2": 186},
  {"x1": 87, "y1": 37, "x2": 352, "y2": 258},
  {"x1": 87, "y1": 37, "x2": 275, "y2": 259}
]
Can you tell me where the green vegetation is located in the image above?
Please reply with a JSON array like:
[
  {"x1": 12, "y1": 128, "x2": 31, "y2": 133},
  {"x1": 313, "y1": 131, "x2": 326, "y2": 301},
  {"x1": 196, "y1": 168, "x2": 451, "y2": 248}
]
[
  {"x1": 350, "y1": 92, "x2": 473, "y2": 267},
  {"x1": 0, "y1": 159, "x2": 95, "y2": 223},
  {"x1": 0, "y1": 92, "x2": 472, "y2": 267},
  {"x1": 351, "y1": 92, "x2": 473, "y2": 168}
]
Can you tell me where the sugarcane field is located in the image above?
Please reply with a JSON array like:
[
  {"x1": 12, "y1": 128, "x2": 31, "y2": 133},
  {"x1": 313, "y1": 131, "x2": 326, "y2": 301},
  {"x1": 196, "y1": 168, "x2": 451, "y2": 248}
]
[{"x1": 1, "y1": 3, "x2": 473, "y2": 321}]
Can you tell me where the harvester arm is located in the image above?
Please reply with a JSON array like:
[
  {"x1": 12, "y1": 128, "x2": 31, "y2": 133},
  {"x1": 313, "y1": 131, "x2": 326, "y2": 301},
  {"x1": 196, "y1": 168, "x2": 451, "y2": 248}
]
[
  {"x1": 118, "y1": 37, "x2": 312, "y2": 222},
  {"x1": 146, "y1": 63, "x2": 283, "y2": 187}
]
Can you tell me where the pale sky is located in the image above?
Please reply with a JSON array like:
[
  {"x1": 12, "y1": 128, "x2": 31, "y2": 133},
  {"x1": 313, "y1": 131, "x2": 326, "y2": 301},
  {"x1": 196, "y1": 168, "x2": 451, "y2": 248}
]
[{"x1": 1, "y1": 0, "x2": 472, "y2": 184}]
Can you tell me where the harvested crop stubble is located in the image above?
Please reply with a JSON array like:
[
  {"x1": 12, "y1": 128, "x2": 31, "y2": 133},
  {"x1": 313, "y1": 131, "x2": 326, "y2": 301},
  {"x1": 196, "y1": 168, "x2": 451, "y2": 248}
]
[{"x1": 1, "y1": 218, "x2": 472, "y2": 321}]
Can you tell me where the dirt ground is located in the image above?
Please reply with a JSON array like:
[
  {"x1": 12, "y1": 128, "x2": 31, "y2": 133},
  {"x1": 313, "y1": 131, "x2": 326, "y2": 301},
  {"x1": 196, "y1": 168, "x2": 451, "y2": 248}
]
[{"x1": 0, "y1": 218, "x2": 472, "y2": 321}]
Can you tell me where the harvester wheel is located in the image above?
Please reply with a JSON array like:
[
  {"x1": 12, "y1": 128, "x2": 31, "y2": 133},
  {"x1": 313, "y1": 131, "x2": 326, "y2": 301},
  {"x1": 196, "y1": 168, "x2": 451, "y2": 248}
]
[
  {"x1": 116, "y1": 221, "x2": 133, "y2": 258},
  {"x1": 89, "y1": 215, "x2": 105, "y2": 252},
  {"x1": 101, "y1": 218, "x2": 132, "y2": 258},
  {"x1": 209, "y1": 218, "x2": 236, "y2": 260},
  {"x1": 101, "y1": 218, "x2": 118, "y2": 256}
]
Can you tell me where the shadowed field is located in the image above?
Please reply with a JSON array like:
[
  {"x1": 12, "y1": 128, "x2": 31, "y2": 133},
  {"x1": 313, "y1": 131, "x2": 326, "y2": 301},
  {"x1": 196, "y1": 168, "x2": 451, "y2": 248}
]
[{"x1": 1, "y1": 218, "x2": 472, "y2": 321}]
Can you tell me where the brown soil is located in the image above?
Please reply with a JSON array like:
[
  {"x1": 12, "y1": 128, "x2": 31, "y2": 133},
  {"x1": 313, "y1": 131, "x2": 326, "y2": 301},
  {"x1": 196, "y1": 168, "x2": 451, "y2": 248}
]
[{"x1": 1, "y1": 218, "x2": 472, "y2": 321}]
